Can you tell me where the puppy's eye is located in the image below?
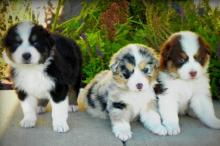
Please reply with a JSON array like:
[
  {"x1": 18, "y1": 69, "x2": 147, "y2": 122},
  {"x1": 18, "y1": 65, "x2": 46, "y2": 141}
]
[
  {"x1": 194, "y1": 55, "x2": 201, "y2": 62},
  {"x1": 33, "y1": 41, "x2": 40, "y2": 47},
  {"x1": 178, "y1": 58, "x2": 187, "y2": 65},
  {"x1": 13, "y1": 40, "x2": 22, "y2": 48},
  {"x1": 143, "y1": 67, "x2": 149, "y2": 74}
]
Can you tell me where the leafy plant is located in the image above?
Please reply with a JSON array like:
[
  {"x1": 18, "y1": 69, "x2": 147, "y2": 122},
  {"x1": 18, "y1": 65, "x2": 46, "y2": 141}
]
[{"x1": 57, "y1": 0, "x2": 220, "y2": 99}]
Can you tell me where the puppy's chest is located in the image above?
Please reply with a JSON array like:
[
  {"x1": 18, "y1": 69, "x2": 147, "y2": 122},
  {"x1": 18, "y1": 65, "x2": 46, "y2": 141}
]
[
  {"x1": 117, "y1": 91, "x2": 155, "y2": 115},
  {"x1": 13, "y1": 67, "x2": 55, "y2": 98}
]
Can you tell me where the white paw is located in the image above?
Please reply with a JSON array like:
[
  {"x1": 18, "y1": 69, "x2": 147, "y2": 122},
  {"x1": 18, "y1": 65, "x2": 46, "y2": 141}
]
[
  {"x1": 164, "y1": 123, "x2": 180, "y2": 135},
  {"x1": 152, "y1": 125, "x2": 167, "y2": 136},
  {"x1": 53, "y1": 121, "x2": 69, "y2": 133},
  {"x1": 37, "y1": 106, "x2": 46, "y2": 114},
  {"x1": 20, "y1": 117, "x2": 36, "y2": 128},
  {"x1": 68, "y1": 105, "x2": 78, "y2": 112},
  {"x1": 112, "y1": 123, "x2": 132, "y2": 141}
]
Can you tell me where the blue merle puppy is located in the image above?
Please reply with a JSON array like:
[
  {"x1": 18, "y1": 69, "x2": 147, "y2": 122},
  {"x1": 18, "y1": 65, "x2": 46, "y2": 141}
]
[{"x1": 78, "y1": 44, "x2": 167, "y2": 141}]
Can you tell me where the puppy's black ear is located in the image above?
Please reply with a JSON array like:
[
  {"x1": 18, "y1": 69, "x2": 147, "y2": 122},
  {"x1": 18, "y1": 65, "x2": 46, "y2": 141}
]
[
  {"x1": 32, "y1": 24, "x2": 55, "y2": 49},
  {"x1": 3, "y1": 24, "x2": 18, "y2": 48}
]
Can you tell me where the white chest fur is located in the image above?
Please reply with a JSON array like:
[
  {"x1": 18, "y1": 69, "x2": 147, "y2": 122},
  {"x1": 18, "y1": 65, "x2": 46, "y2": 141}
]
[
  {"x1": 161, "y1": 74, "x2": 210, "y2": 114},
  {"x1": 13, "y1": 65, "x2": 55, "y2": 98},
  {"x1": 116, "y1": 89, "x2": 156, "y2": 119}
]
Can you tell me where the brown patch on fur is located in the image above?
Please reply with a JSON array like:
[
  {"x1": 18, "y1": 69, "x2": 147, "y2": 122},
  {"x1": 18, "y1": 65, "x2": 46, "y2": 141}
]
[
  {"x1": 160, "y1": 34, "x2": 188, "y2": 72},
  {"x1": 194, "y1": 36, "x2": 210, "y2": 66},
  {"x1": 149, "y1": 68, "x2": 159, "y2": 84},
  {"x1": 125, "y1": 62, "x2": 134, "y2": 71},
  {"x1": 113, "y1": 74, "x2": 128, "y2": 86},
  {"x1": 138, "y1": 61, "x2": 148, "y2": 70}
]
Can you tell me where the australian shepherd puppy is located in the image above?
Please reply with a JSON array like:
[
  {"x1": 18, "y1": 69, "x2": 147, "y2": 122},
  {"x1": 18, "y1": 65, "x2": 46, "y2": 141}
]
[
  {"x1": 157, "y1": 31, "x2": 220, "y2": 135},
  {"x1": 78, "y1": 44, "x2": 167, "y2": 141},
  {"x1": 3, "y1": 21, "x2": 82, "y2": 132}
]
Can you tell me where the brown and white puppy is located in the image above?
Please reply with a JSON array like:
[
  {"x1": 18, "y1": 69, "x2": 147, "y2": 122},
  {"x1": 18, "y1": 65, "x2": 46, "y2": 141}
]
[
  {"x1": 78, "y1": 44, "x2": 167, "y2": 141},
  {"x1": 157, "y1": 31, "x2": 220, "y2": 135}
]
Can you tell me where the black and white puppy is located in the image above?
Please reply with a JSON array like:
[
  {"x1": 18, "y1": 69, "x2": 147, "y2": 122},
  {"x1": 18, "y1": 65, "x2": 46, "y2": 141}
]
[
  {"x1": 78, "y1": 44, "x2": 167, "y2": 141},
  {"x1": 157, "y1": 31, "x2": 220, "y2": 135},
  {"x1": 3, "y1": 21, "x2": 82, "y2": 132}
]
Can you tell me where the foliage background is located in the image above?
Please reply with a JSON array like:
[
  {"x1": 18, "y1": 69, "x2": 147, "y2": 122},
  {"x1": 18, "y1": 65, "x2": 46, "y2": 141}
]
[{"x1": 1, "y1": 0, "x2": 220, "y2": 99}]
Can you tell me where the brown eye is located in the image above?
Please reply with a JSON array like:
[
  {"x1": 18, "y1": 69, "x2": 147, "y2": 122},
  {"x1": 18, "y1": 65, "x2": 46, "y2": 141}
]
[{"x1": 194, "y1": 55, "x2": 201, "y2": 62}]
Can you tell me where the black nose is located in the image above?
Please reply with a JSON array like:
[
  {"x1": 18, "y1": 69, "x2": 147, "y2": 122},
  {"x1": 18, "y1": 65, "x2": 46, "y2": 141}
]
[
  {"x1": 136, "y1": 83, "x2": 143, "y2": 90},
  {"x1": 22, "y1": 53, "x2": 31, "y2": 61}
]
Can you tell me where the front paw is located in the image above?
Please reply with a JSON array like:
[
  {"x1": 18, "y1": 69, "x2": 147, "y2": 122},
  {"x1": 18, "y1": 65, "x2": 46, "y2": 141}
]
[
  {"x1": 53, "y1": 121, "x2": 69, "y2": 133},
  {"x1": 164, "y1": 122, "x2": 180, "y2": 135},
  {"x1": 20, "y1": 117, "x2": 36, "y2": 128},
  {"x1": 112, "y1": 123, "x2": 132, "y2": 141},
  {"x1": 152, "y1": 125, "x2": 167, "y2": 136}
]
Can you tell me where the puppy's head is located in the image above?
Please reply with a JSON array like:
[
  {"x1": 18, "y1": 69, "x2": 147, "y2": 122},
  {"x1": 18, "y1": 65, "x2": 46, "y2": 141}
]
[
  {"x1": 3, "y1": 21, "x2": 54, "y2": 65},
  {"x1": 110, "y1": 44, "x2": 159, "y2": 92},
  {"x1": 160, "y1": 31, "x2": 210, "y2": 80}
]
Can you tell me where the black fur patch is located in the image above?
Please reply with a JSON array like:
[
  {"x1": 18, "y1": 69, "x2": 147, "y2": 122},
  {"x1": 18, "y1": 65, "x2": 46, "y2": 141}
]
[
  {"x1": 45, "y1": 34, "x2": 82, "y2": 103},
  {"x1": 112, "y1": 102, "x2": 126, "y2": 109},
  {"x1": 50, "y1": 83, "x2": 68, "y2": 103},
  {"x1": 16, "y1": 89, "x2": 27, "y2": 101},
  {"x1": 29, "y1": 25, "x2": 54, "y2": 63},
  {"x1": 123, "y1": 53, "x2": 135, "y2": 65},
  {"x1": 97, "y1": 95, "x2": 107, "y2": 111},
  {"x1": 154, "y1": 79, "x2": 167, "y2": 95},
  {"x1": 120, "y1": 64, "x2": 134, "y2": 79},
  {"x1": 87, "y1": 82, "x2": 97, "y2": 108}
]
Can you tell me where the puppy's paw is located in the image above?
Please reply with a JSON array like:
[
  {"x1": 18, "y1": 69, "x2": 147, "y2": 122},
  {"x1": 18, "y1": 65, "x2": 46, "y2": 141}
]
[
  {"x1": 152, "y1": 125, "x2": 167, "y2": 136},
  {"x1": 37, "y1": 106, "x2": 46, "y2": 114},
  {"x1": 164, "y1": 123, "x2": 180, "y2": 135},
  {"x1": 112, "y1": 123, "x2": 132, "y2": 141},
  {"x1": 53, "y1": 121, "x2": 69, "y2": 133},
  {"x1": 68, "y1": 105, "x2": 78, "y2": 112},
  {"x1": 20, "y1": 117, "x2": 36, "y2": 128}
]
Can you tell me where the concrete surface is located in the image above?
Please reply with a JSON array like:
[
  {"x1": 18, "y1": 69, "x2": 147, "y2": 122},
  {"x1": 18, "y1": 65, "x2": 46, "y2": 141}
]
[{"x1": 0, "y1": 90, "x2": 220, "y2": 146}]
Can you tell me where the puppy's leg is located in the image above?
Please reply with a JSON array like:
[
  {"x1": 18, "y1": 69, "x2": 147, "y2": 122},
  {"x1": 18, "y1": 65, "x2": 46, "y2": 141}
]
[
  {"x1": 140, "y1": 101, "x2": 167, "y2": 135},
  {"x1": 18, "y1": 91, "x2": 37, "y2": 128},
  {"x1": 190, "y1": 93, "x2": 220, "y2": 129},
  {"x1": 37, "y1": 98, "x2": 49, "y2": 114},
  {"x1": 50, "y1": 97, "x2": 69, "y2": 132},
  {"x1": 50, "y1": 84, "x2": 69, "y2": 133},
  {"x1": 109, "y1": 102, "x2": 132, "y2": 141},
  {"x1": 158, "y1": 95, "x2": 180, "y2": 135},
  {"x1": 68, "y1": 76, "x2": 81, "y2": 112},
  {"x1": 68, "y1": 87, "x2": 78, "y2": 112}
]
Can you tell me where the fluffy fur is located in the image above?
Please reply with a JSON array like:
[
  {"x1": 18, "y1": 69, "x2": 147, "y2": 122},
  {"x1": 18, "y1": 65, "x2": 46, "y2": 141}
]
[
  {"x1": 78, "y1": 44, "x2": 167, "y2": 141},
  {"x1": 157, "y1": 31, "x2": 220, "y2": 135},
  {"x1": 3, "y1": 21, "x2": 82, "y2": 132}
]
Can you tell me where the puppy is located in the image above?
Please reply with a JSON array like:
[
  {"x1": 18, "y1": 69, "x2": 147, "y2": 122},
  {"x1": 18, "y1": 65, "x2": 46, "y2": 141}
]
[
  {"x1": 3, "y1": 21, "x2": 82, "y2": 132},
  {"x1": 157, "y1": 31, "x2": 220, "y2": 135},
  {"x1": 78, "y1": 44, "x2": 167, "y2": 141}
]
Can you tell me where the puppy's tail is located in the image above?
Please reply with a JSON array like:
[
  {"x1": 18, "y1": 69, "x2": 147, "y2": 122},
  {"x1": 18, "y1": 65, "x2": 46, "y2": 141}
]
[{"x1": 77, "y1": 88, "x2": 88, "y2": 111}]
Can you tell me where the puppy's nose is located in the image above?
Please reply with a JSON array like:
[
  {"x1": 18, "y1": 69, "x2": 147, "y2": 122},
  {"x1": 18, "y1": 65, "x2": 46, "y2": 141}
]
[
  {"x1": 22, "y1": 53, "x2": 31, "y2": 61},
  {"x1": 189, "y1": 71, "x2": 197, "y2": 78},
  {"x1": 136, "y1": 83, "x2": 143, "y2": 90}
]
